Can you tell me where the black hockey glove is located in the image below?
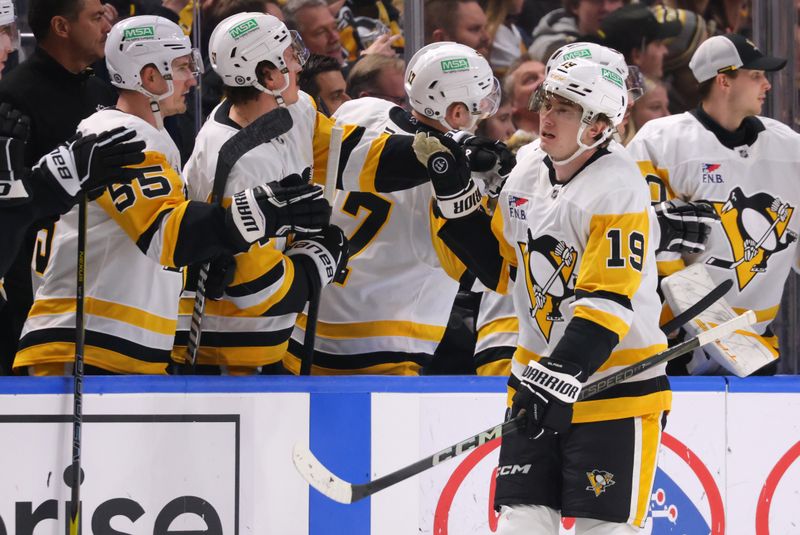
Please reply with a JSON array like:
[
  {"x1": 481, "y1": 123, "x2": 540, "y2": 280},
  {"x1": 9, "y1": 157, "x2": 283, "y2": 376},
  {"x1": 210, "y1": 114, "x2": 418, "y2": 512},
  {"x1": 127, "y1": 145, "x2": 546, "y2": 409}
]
[
  {"x1": 450, "y1": 131, "x2": 516, "y2": 198},
  {"x1": 511, "y1": 358, "x2": 584, "y2": 439},
  {"x1": 0, "y1": 103, "x2": 30, "y2": 206},
  {"x1": 286, "y1": 225, "x2": 349, "y2": 288},
  {"x1": 225, "y1": 172, "x2": 332, "y2": 251},
  {"x1": 412, "y1": 130, "x2": 481, "y2": 219},
  {"x1": 204, "y1": 254, "x2": 237, "y2": 301},
  {"x1": 33, "y1": 126, "x2": 147, "y2": 209},
  {"x1": 654, "y1": 199, "x2": 719, "y2": 254}
]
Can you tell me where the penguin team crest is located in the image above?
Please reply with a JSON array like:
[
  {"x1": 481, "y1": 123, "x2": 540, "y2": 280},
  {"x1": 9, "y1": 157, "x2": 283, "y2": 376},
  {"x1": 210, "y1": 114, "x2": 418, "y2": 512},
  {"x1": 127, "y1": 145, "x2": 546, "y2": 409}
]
[
  {"x1": 706, "y1": 187, "x2": 797, "y2": 290},
  {"x1": 518, "y1": 231, "x2": 577, "y2": 341}
]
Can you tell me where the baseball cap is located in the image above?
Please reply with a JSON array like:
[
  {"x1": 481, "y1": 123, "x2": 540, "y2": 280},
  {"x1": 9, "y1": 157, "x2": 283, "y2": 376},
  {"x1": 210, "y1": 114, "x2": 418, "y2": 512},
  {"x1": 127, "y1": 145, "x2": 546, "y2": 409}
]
[
  {"x1": 596, "y1": 4, "x2": 682, "y2": 55},
  {"x1": 689, "y1": 34, "x2": 787, "y2": 83}
]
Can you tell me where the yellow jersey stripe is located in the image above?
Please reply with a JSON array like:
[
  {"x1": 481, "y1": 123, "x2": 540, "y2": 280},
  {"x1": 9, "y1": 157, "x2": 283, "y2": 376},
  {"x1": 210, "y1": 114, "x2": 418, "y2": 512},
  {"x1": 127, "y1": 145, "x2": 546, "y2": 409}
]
[
  {"x1": 296, "y1": 313, "x2": 446, "y2": 341},
  {"x1": 574, "y1": 305, "x2": 631, "y2": 340},
  {"x1": 28, "y1": 297, "x2": 177, "y2": 335}
]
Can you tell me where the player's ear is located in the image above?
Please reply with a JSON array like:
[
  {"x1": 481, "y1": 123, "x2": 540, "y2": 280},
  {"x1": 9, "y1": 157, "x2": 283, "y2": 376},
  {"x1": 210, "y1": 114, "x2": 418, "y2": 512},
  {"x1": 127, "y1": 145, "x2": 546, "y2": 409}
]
[{"x1": 445, "y1": 102, "x2": 469, "y2": 130}]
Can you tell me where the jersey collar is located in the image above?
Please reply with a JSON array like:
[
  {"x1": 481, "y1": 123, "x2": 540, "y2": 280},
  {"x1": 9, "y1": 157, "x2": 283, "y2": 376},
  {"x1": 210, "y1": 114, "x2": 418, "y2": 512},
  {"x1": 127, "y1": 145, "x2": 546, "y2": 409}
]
[
  {"x1": 543, "y1": 147, "x2": 611, "y2": 187},
  {"x1": 690, "y1": 105, "x2": 765, "y2": 150}
]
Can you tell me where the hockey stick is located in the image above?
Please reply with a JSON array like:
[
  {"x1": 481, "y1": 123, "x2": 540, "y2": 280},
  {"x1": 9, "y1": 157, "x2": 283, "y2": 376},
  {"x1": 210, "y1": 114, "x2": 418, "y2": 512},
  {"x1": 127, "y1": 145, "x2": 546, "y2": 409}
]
[
  {"x1": 69, "y1": 196, "x2": 87, "y2": 535},
  {"x1": 184, "y1": 107, "x2": 294, "y2": 372},
  {"x1": 706, "y1": 216, "x2": 780, "y2": 269},
  {"x1": 299, "y1": 125, "x2": 343, "y2": 376},
  {"x1": 658, "y1": 278, "x2": 733, "y2": 335},
  {"x1": 293, "y1": 310, "x2": 757, "y2": 504}
]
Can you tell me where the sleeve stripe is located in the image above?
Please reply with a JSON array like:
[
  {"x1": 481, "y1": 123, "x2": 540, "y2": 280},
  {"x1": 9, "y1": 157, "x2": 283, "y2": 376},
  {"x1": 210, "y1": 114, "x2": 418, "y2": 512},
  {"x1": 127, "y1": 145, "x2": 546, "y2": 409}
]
[
  {"x1": 574, "y1": 289, "x2": 632, "y2": 310},
  {"x1": 338, "y1": 125, "x2": 367, "y2": 190},
  {"x1": 225, "y1": 259, "x2": 291, "y2": 314},
  {"x1": 226, "y1": 259, "x2": 286, "y2": 297},
  {"x1": 573, "y1": 304, "x2": 631, "y2": 340},
  {"x1": 137, "y1": 207, "x2": 173, "y2": 258}
]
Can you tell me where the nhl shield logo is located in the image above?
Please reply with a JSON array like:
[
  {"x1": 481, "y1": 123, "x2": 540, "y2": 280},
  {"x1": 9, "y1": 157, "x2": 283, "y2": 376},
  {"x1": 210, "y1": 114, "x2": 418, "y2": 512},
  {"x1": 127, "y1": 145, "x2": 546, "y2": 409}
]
[
  {"x1": 517, "y1": 231, "x2": 577, "y2": 341},
  {"x1": 706, "y1": 187, "x2": 797, "y2": 290}
]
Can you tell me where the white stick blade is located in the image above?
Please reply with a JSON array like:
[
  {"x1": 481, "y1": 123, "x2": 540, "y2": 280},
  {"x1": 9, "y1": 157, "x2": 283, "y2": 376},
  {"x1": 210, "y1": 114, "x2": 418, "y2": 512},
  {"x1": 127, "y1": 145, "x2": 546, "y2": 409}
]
[
  {"x1": 325, "y1": 126, "x2": 344, "y2": 204},
  {"x1": 696, "y1": 310, "x2": 757, "y2": 346},
  {"x1": 292, "y1": 442, "x2": 354, "y2": 504}
]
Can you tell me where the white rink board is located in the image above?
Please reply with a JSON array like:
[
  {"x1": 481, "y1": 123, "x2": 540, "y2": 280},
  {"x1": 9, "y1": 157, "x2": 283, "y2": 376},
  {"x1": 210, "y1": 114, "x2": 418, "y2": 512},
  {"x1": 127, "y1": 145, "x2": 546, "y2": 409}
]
[{"x1": 0, "y1": 375, "x2": 797, "y2": 534}]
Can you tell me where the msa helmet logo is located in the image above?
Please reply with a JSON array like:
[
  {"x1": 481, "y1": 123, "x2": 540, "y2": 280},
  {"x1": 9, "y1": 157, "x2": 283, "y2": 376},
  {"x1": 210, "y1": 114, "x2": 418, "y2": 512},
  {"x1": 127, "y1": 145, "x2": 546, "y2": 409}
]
[
  {"x1": 601, "y1": 68, "x2": 624, "y2": 88},
  {"x1": 702, "y1": 163, "x2": 723, "y2": 183},
  {"x1": 562, "y1": 49, "x2": 592, "y2": 60},
  {"x1": 441, "y1": 58, "x2": 470, "y2": 73},
  {"x1": 123, "y1": 26, "x2": 155, "y2": 41},
  {"x1": 229, "y1": 18, "x2": 259, "y2": 40}
]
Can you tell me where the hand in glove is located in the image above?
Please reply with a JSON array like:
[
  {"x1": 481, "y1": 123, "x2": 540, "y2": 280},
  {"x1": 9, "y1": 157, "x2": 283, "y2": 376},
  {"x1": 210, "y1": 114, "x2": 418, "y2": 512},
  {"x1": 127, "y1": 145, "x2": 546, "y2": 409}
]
[
  {"x1": 412, "y1": 130, "x2": 481, "y2": 218},
  {"x1": 34, "y1": 126, "x2": 147, "y2": 208},
  {"x1": 0, "y1": 103, "x2": 31, "y2": 205},
  {"x1": 285, "y1": 225, "x2": 349, "y2": 288},
  {"x1": 204, "y1": 254, "x2": 237, "y2": 300},
  {"x1": 450, "y1": 131, "x2": 516, "y2": 198},
  {"x1": 654, "y1": 199, "x2": 719, "y2": 254},
  {"x1": 511, "y1": 358, "x2": 584, "y2": 439},
  {"x1": 225, "y1": 171, "x2": 332, "y2": 251}
]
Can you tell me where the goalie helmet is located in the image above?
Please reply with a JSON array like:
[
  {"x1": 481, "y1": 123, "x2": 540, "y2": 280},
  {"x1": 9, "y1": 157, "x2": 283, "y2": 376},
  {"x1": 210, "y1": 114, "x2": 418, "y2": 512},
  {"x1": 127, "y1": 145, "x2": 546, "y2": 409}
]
[
  {"x1": 106, "y1": 16, "x2": 202, "y2": 100},
  {"x1": 545, "y1": 42, "x2": 643, "y2": 101},
  {"x1": 532, "y1": 57, "x2": 628, "y2": 164},
  {"x1": 405, "y1": 42, "x2": 500, "y2": 131},
  {"x1": 209, "y1": 12, "x2": 309, "y2": 106}
]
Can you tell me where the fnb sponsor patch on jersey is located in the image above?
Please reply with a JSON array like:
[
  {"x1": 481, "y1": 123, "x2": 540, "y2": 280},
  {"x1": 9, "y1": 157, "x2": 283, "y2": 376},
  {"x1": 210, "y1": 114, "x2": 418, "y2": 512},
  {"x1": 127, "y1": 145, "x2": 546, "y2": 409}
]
[
  {"x1": 601, "y1": 68, "x2": 624, "y2": 87},
  {"x1": 508, "y1": 195, "x2": 528, "y2": 220},
  {"x1": 562, "y1": 49, "x2": 592, "y2": 60},
  {"x1": 441, "y1": 58, "x2": 470, "y2": 73},
  {"x1": 123, "y1": 26, "x2": 155, "y2": 40},
  {"x1": 229, "y1": 18, "x2": 259, "y2": 40},
  {"x1": 702, "y1": 163, "x2": 723, "y2": 183}
]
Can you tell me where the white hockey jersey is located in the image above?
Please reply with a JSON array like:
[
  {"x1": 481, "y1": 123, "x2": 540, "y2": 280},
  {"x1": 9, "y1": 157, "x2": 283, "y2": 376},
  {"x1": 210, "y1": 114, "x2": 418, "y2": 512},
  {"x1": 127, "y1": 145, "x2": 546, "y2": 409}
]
[
  {"x1": 474, "y1": 289, "x2": 517, "y2": 376},
  {"x1": 174, "y1": 94, "x2": 433, "y2": 368},
  {"x1": 16, "y1": 109, "x2": 189, "y2": 374},
  {"x1": 491, "y1": 140, "x2": 670, "y2": 423},
  {"x1": 627, "y1": 111, "x2": 800, "y2": 350},
  {"x1": 285, "y1": 98, "x2": 467, "y2": 375}
]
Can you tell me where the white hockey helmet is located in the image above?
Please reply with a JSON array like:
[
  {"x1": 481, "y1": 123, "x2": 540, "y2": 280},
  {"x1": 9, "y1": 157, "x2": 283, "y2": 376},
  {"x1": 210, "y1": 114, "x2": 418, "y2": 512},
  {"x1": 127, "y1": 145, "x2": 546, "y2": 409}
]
[
  {"x1": 209, "y1": 12, "x2": 309, "y2": 106},
  {"x1": 532, "y1": 57, "x2": 628, "y2": 164},
  {"x1": 405, "y1": 42, "x2": 500, "y2": 131},
  {"x1": 0, "y1": 0, "x2": 19, "y2": 51},
  {"x1": 545, "y1": 42, "x2": 644, "y2": 101},
  {"x1": 106, "y1": 16, "x2": 202, "y2": 100}
]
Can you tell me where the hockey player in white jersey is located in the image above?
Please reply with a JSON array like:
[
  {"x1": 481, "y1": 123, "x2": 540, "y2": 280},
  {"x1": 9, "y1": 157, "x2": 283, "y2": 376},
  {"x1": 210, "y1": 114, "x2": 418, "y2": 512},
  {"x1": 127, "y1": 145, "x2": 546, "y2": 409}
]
[
  {"x1": 283, "y1": 42, "x2": 507, "y2": 375},
  {"x1": 626, "y1": 34, "x2": 797, "y2": 375},
  {"x1": 14, "y1": 16, "x2": 330, "y2": 375},
  {"x1": 177, "y1": 12, "x2": 447, "y2": 373},
  {"x1": 414, "y1": 55, "x2": 670, "y2": 533}
]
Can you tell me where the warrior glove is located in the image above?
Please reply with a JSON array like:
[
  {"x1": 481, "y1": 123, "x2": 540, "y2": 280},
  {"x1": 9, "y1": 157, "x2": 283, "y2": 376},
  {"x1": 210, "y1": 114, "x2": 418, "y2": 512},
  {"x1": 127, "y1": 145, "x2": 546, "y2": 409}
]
[
  {"x1": 285, "y1": 225, "x2": 349, "y2": 288},
  {"x1": 450, "y1": 131, "x2": 516, "y2": 198},
  {"x1": 412, "y1": 130, "x2": 481, "y2": 219},
  {"x1": 512, "y1": 358, "x2": 584, "y2": 440},
  {"x1": 654, "y1": 199, "x2": 719, "y2": 254},
  {"x1": 225, "y1": 172, "x2": 332, "y2": 251}
]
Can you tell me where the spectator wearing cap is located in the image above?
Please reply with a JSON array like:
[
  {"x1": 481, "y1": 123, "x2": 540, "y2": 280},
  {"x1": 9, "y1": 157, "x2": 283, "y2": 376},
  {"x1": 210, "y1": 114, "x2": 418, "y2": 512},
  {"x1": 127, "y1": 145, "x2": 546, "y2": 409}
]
[
  {"x1": 626, "y1": 34, "x2": 794, "y2": 376},
  {"x1": 347, "y1": 54, "x2": 407, "y2": 108},
  {"x1": 596, "y1": 3, "x2": 682, "y2": 79},
  {"x1": 299, "y1": 54, "x2": 350, "y2": 116},
  {"x1": 529, "y1": 0, "x2": 624, "y2": 62}
]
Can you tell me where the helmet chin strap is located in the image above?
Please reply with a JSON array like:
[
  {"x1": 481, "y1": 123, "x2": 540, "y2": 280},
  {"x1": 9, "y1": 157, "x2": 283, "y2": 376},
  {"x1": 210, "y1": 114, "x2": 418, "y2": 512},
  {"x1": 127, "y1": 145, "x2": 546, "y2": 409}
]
[
  {"x1": 141, "y1": 78, "x2": 176, "y2": 131},
  {"x1": 549, "y1": 123, "x2": 611, "y2": 166},
  {"x1": 254, "y1": 70, "x2": 291, "y2": 109}
]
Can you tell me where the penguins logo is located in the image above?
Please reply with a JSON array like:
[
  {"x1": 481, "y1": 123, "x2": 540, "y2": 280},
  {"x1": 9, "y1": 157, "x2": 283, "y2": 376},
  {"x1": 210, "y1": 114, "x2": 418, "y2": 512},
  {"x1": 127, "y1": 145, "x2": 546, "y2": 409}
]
[
  {"x1": 706, "y1": 187, "x2": 797, "y2": 290},
  {"x1": 518, "y1": 231, "x2": 577, "y2": 341},
  {"x1": 586, "y1": 470, "x2": 615, "y2": 497}
]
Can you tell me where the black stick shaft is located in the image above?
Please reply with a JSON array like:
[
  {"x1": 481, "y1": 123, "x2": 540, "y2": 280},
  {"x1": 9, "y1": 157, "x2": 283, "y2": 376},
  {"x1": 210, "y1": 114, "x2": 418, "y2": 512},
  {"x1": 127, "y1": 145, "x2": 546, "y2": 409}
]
[{"x1": 70, "y1": 196, "x2": 87, "y2": 535}]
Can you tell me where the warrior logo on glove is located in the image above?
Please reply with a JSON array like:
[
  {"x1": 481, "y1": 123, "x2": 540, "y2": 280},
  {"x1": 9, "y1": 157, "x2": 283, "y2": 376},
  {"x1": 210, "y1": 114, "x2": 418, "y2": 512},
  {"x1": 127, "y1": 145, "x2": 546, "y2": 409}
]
[
  {"x1": 518, "y1": 231, "x2": 577, "y2": 341},
  {"x1": 706, "y1": 187, "x2": 797, "y2": 290}
]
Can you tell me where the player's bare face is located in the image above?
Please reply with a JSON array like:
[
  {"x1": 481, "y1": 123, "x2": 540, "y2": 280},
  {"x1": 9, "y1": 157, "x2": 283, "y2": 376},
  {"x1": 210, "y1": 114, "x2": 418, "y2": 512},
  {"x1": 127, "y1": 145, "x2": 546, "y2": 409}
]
[
  {"x1": 160, "y1": 55, "x2": 199, "y2": 116},
  {"x1": 68, "y1": 0, "x2": 111, "y2": 66},
  {"x1": 0, "y1": 28, "x2": 13, "y2": 74},
  {"x1": 729, "y1": 69, "x2": 771, "y2": 118},
  {"x1": 538, "y1": 96, "x2": 583, "y2": 159}
]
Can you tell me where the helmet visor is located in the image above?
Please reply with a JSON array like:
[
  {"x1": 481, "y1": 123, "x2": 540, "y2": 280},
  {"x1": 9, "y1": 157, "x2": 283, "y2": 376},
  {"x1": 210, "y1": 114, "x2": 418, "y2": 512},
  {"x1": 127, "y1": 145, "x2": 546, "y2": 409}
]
[
  {"x1": 626, "y1": 65, "x2": 644, "y2": 101},
  {"x1": 291, "y1": 30, "x2": 310, "y2": 67},
  {"x1": 528, "y1": 86, "x2": 580, "y2": 113},
  {"x1": 171, "y1": 49, "x2": 204, "y2": 80},
  {"x1": 477, "y1": 76, "x2": 502, "y2": 118}
]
